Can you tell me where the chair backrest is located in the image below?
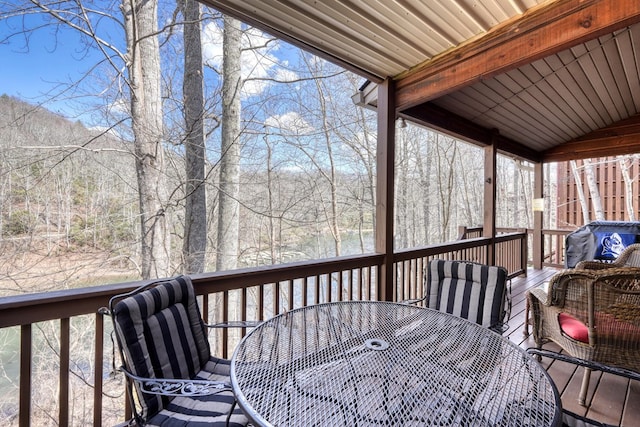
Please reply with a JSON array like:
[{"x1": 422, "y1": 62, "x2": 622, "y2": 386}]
[
  {"x1": 616, "y1": 243, "x2": 640, "y2": 267},
  {"x1": 426, "y1": 259, "x2": 508, "y2": 329},
  {"x1": 576, "y1": 244, "x2": 640, "y2": 270},
  {"x1": 110, "y1": 275, "x2": 210, "y2": 421}
]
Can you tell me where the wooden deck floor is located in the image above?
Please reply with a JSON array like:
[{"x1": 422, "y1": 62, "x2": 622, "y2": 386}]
[{"x1": 507, "y1": 267, "x2": 640, "y2": 427}]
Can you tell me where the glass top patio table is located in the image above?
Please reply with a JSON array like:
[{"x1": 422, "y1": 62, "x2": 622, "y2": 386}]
[{"x1": 230, "y1": 301, "x2": 562, "y2": 427}]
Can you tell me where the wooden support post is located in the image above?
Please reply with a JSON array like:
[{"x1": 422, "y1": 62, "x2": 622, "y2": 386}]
[
  {"x1": 533, "y1": 162, "x2": 544, "y2": 269},
  {"x1": 483, "y1": 141, "x2": 497, "y2": 266},
  {"x1": 376, "y1": 78, "x2": 396, "y2": 301}
]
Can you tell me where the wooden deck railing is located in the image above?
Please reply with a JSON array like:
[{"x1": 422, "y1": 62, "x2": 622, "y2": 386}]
[
  {"x1": 0, "y1": 231, "x2": 528, "y2": 426},
  {"x1": 458, "y1": 226, "x2": 572, "y2": 269},
  {"x1": 540, "y1": 228, "x2": 572, "y2": 268}
]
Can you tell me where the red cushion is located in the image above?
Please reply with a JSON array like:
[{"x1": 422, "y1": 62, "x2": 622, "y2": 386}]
[{"x1": 558, "y1": 312, "x2": 589, "y2": 343}]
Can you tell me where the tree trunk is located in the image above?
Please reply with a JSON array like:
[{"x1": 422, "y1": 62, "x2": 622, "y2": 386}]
[
  {"x1": 583, "y1": 159, "x2": 604, "y2": 220},
  {"x1": 216, "y1": 16, "x2": 242, "y2": 271},
  {"x1": 570, "y1": 160, "x2": 590, "y2": 224},
  {"x1": 311, "y1": 72, "x2": 342, "y2": 256},
  {"x1": 619, "y1": 156, "x2": 637, "y2": 221},
  {"x1": 122, "y1": 0, "x2": 170, "y2": 279},
  {"x1": 435, "y1": 135, "x2": 456, "y2": 241},
  {"x1": 181, "y1": 0, "x2": 207, "y2": 274},
  {"x1": 415, "y1": 134, "x2": 431, "y2": 244},
  {"x1": 397, "y1": 129, "x2": 408, "y2": 248}
]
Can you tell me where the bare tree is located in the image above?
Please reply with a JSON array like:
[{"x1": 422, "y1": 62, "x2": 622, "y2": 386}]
[
  {"x1": 216, "y1": 15, "x2": 242, "y2": 271},
  {"x1": 306, "y1": 57, "x2": 342, "y2": 256},
  {"x1": 333, "y1": 74, "x2": 376, "y2": 253},
  {"x1": 122, "y1": 0, "x2": 170, "y2": 279},
  {"x1": 181, "y1": 0, "x2": 207, "y2": 273},
  {"x1": 414, "y1": 130, "x2": 433, "y2": 243},
  {"x1": 434, "y1": 134, "x2": 458, "y2": 241},
  {"x1": 0, "y1": 1, "x2": 171, "y2": 279},
  {"x1": 570, "y1": 160, "x2": 591, "y2": 224},
  {"x1": 583, "y1": 159, "x2": 604, "y2": 220},
  {"x1": 619, "y1": 155, "x2": 637, "y2": 221}
]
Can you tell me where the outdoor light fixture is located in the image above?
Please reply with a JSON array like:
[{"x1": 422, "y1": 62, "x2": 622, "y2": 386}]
[{"x1": 532, "y1": 198, "x2": 545, "y2": 212}]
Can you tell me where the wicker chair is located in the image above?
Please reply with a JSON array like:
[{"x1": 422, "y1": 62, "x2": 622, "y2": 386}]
[
  {"x1": 575, "y1": 243, "x2": 640, "y2": 270},
  {"x1": 528, "y1": 267, "x2": 640, "y2": 405}
]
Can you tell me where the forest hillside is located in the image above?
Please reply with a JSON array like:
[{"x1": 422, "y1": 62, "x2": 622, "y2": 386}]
[{"x1": 0, "y1": 94, "x2": 139, "y2": 294}]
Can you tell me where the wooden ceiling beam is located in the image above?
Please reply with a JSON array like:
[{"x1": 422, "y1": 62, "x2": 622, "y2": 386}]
[
  {"x1": 542, "y1": 114, "x2": 640, "y2": 162},
  {"x1": 403, "y1": 103, "x2": 541, "y2": 163},
  {"x1": 396, "y1": 0, "x2": 640, "y2": 111}
]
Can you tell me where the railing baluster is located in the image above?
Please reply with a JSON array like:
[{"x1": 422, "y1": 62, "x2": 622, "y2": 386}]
[
  {"x1": 303, "y1": 277, "x2": 309, "y2": 306},
  {"x1": 241, "y1": 286, "x2": 248, "y2": 324},
  {"x1": 60, "y1": 318, "x2": 70, "y2": 427},
  {"x1": 201, "y1": 294, "x2": 209, "y2": 323},
  {"x1": 288, "y1": 279, "x2": 294, "y2": 311},
  {"x1": 274, "y1": 281, "x2": 280, "y2": 315},
  {"x1": 20, "y1": 324, "x2": 31, "y2": 427},
  {"x1": 258, "y1": 284, "x2": 265, "y2": 320},
  {"x1": 93, "y1": 313, "x2": 103, "y2": 427},
  {"x1": 222, "y1": 291, "x2": 229, "y2": 358}
]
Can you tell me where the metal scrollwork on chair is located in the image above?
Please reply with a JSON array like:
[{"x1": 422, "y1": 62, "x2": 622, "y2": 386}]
[{"x1": 125, "y1": 370, "x2": 231, "y2": 396}]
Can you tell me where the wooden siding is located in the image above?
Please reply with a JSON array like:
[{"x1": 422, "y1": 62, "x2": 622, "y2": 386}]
[
  {"x1": 431, "y1": 23, "x2": 640, "y2": 156},
  {"x1": 556, "y1": 156, "x2": 640, "y2": 228}
]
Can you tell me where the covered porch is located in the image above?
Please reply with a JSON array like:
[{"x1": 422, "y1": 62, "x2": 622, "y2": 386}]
[{"x1": 2, "y1": 0, "x2": 640, "y2": 425}]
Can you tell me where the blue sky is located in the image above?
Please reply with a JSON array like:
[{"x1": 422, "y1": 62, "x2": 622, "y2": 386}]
[
  {"x1": 0, "y1": 7, "x2": 130, "y2": 120},
  {"x1": 0, "y1": 13, "x2": 105, "y2": 117},
  {"x1": 0, "y1": 5, "x2": 333, "y2": 140},
  {"x1": 0, "y1": 8, "x2": 296, "y2": 121}
]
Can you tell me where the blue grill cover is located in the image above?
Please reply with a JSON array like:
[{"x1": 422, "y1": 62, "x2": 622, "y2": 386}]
[{"x1": 565, "y1": 221, "x2": 640, "y2": 268}]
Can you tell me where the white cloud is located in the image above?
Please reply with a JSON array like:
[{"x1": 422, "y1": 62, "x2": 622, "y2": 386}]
[
  {"x1": 202, "y1": 22, "x2": 287, "y2": 98},
  {"x1": 202, "y1": 23, "x2": 224, "y2": 68},
  {"x1": 265, "y1": 112, "x2": 314, "y2": 135},
  {"x1": 107, "y1": 98, "x2": 129, "y2": 115},
  {"x1": 275, "y1": 68, "x2": 299, "y2": 83},
  {"x1": 88, "y1": 125, "x2": 125, "y2": 140}
]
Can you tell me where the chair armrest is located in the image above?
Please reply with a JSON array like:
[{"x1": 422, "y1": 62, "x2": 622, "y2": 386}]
[
  {"x1": 575, "y1": 260, "x2": 613, "y2": 270},
  {"x1": 529, "y1": 286, "x2": 552, "y2": 306},
  {"x1": 119, "y1": 366, "x2": 232, "y2": 397},
  {"x1": 399, "y1": 296, "x2": 427, "y2": 305},
  {"x1": 207, "y1": 320, "x2": 262, "y2": 328},
  {"x1": 526, "y1": 348, "x2": 640, "y2": 381}
]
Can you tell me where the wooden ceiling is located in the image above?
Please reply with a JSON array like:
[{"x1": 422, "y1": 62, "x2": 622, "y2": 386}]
[{"x1": 200, "y1": 0, "x2": 640, "y2": 164}]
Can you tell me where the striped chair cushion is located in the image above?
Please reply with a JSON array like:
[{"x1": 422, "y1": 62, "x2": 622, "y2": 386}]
[
  {"x1": 427, "y1": 259, "x2": 507, "y2": 329},
  {"x1": 112, "y1": 276, "x2": 212, "y2": 421}
]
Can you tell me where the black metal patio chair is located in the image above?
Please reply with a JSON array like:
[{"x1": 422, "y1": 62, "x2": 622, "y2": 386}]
[
  {"x1": 405, "y1": 259, "x2": 510, "y2": 333},
  {"x1": 102, "y1": 275, "x2": 258, "y2": 426}
]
